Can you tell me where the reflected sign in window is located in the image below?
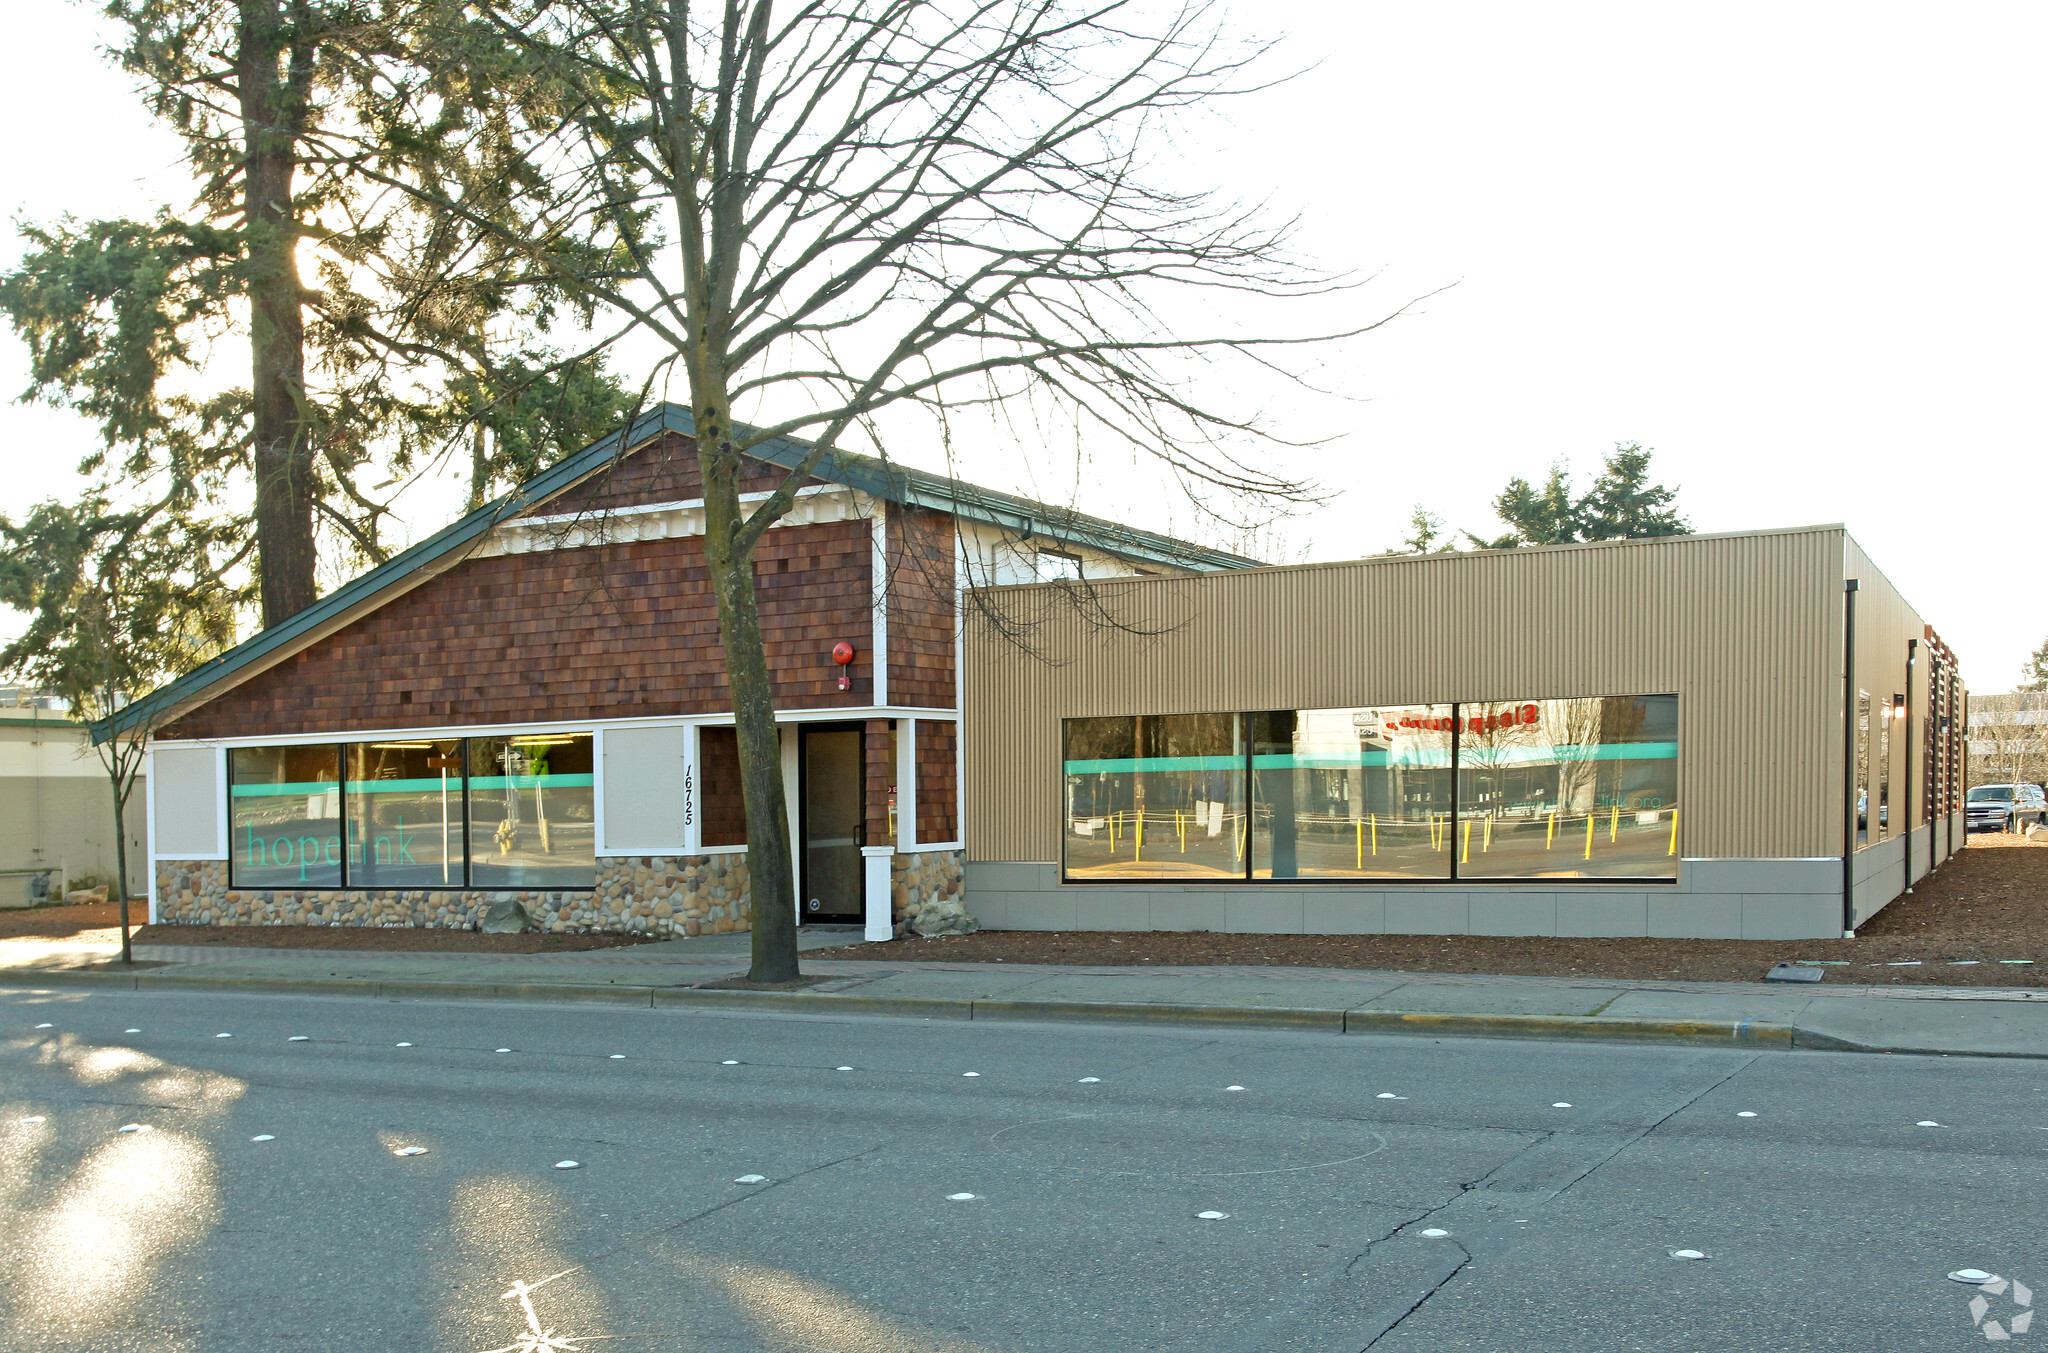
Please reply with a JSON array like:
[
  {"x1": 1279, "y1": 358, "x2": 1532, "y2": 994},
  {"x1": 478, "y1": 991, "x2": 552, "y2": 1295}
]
[
  {"x1": 1454, "y1": 695, "x2": 1679, "y2": 879},
  {"x1": 229, "y1": 745, "x2": 343, "y2": 887}
]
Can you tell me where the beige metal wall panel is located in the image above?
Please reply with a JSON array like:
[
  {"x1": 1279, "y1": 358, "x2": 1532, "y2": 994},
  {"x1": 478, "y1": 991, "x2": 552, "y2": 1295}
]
[
  {"x1": 966, "y1": 526, "x2": 1848, "y2": 865},
  {"x1": 1840, "y1": 532, "x2": 1942, "y2": 878}
]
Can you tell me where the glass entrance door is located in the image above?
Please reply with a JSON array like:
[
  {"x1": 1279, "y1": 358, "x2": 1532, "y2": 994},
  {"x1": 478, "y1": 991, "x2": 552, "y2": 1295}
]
[{"x1": 800, "y1": 726, "x2": 865, "y2": 921}]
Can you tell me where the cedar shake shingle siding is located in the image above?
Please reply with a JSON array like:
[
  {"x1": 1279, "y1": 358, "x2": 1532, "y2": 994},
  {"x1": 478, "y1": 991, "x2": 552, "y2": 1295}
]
[
  {"x1": 164, "y1": 519, "x2": 876, "y2": 740},
  {"x1": 519, "y1": 431, "x2": 794, "y2": 518},
  {"x1": 915, "y1": 719, "x2": 959, "y2": 843},
  {"x1": 886, "y1": 504, "x2": 956, "y2": 708}
]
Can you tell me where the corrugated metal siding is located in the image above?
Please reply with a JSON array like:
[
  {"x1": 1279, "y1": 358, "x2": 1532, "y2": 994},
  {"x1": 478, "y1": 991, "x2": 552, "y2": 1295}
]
[
  {"x1": 1841, "y1": 533, "x2": 1936, "y2": 856},
  {"x1": 965, "y1": 527, "x2": 1848, "y2": 863}
]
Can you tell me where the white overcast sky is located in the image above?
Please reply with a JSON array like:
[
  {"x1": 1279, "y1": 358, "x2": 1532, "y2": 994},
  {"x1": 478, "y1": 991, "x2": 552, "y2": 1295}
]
[{"x1": 2, "y1": 2, "x2": 2043, "y2": 689}]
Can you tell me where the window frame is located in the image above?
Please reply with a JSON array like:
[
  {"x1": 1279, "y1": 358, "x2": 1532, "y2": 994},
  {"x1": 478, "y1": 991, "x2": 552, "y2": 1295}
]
[
  {"x1": 225, "y1": 734, "x2": 597, "y2": 892},
  {"x1": 1059, "y1": 694, "x2": 1680, "y2": 886}
]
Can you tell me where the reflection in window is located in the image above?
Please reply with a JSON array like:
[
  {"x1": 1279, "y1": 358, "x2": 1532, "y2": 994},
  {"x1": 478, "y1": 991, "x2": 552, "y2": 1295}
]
[
  {"x1": 467, "y1": 734, "x2": 596, "y2": 888},
  {"x1": 1037, "y1": 548, "x2": 1082, "y2": 581},
  {"x1": 1856, "y1": 691, "x2": 1871, "y2": 848},
  {"x1": 229, "y1": 745, "x2": 342, "y2": 887},
  {"x1": 1063, "y1": 713, "x2": 1244, "y2": 878},
  {"x1": 1251, "y1": 706, "x2": 1454, "y2": 879},
  {"x1": 1454, "y1": 695, "x2": 1679, "y2": 879},
  {"x1": 1877, "y1": 695, "x2": 1892, "y2": 841},
  {"x1": 346, "y1": 740, "x2": 464, "y2": 888}
]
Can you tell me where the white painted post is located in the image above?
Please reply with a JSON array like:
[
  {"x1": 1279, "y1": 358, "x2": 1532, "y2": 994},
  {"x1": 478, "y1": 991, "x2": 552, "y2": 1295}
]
[
  {"x1": 897, "y1": 717, "x2": 917, "y2": 850},
  {"x1": 862, "y1": 844, "x2": 895, "y2": 941}
]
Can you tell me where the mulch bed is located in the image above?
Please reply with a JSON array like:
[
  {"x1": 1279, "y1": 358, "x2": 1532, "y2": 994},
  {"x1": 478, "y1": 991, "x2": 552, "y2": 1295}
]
[
  {"x1": 809, "y1": 834, "x2": 2048, "y2": 987},
  {"x1": 0, "y1": 900, "x2": 142, "y2": 945}
]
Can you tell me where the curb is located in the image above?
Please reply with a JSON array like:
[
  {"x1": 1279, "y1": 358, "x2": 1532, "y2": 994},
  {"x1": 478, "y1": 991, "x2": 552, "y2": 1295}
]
[
  {"x1": 12, "y1": 970, "x2": 2042, "y2": 1057},
  {"x1": 4, "y1": 967, "x2": 1804, "y2": 1049},
  {"x1": 1791, "y1": 1027, "x2": 2048, "y2": 1060},
  {"x1": 1342, "y1": 1010, "x2": 1794, "y2": 1048}
]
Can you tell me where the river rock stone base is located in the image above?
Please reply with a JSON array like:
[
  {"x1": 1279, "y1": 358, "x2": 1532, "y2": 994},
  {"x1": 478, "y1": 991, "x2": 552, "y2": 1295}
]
[
  {"x1": 891, "y1": 849, "x2": 973, "y2": 937},
  {"x1": 151, "y1": 852, "x2": 753, "y2": 937}
]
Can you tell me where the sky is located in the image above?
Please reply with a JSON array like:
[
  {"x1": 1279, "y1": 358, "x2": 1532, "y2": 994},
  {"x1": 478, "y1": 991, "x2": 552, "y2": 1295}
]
[{"x1": 2, "y1": 2, "x2": 2044, "y2": 689}]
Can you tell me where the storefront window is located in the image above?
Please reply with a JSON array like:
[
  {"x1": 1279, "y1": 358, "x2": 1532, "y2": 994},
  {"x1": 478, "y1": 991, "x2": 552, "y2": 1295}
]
[
  {"x1": 1454, "y1": 695, "x2": 1679, "y2": 879},
  {"x1": 346, "y1": 740, "x2": 465, "y2": 888},
  {"x1": 1856, "y1": 691, "x2": 1872, "y2": 848},
  {"x1": 467, "y1": 734, "x2": 596, "y2": 888},
  {"x1": 1251, "y1": 706, "x2": 1454, "y2": 879},
  {"x1": 229, "y1": 745, "x2": 343, "y2": 887},
  {"x1": 1063, "y1": 695, "x2": 1680, "y2": 884},
  {"x1": 1063, "y1": 713, "x2": 1244, "y2": 879}
]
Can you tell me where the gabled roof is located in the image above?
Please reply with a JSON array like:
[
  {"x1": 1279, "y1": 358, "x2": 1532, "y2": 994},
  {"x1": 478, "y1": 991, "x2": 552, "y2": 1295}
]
[{"x1": 103, "y1": 403, "x2": 1256, "y2": 739}]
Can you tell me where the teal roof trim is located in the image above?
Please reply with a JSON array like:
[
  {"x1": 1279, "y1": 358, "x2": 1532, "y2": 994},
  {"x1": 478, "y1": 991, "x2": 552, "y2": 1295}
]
[{"x1": 101, "y1": 403, "x2": 1253, "y2": 742}]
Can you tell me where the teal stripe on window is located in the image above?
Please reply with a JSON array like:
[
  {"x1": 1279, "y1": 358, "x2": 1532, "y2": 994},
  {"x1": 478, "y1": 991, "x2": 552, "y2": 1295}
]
[
  {"x1": 1459, "y1": 741, "x2": 1677, "y2": 766},
  {"x1": 348, "y1": 777, "x2": 464, "y2": 794},
  {"x1": 1062, "y1": 756, "x2": 1245, "y2": 774},
  {"x1": 230, "y1": 781, "x2": 339, "y2": 798},
  {"x1": 468, "y1": 774, "x2": 595, "y2": 790},
  {"x1": 1242, "y1": 742, "x2": 1676, "y2": 771}
]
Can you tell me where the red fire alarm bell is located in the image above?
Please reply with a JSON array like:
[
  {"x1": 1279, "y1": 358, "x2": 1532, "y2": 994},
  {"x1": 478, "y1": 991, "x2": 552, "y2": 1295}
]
[{"x1": 832, "y1": 641, "x2": 856, "y2": 691}]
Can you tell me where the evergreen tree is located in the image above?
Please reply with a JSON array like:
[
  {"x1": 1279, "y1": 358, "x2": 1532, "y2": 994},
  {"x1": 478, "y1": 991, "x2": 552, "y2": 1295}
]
[
  {"x1": 1, "y1": 1, "x2": 633, "y2": 629},
  {"x1": 1577, "y1": 442, "x2": 1688, "y2": 540},
  {"x1": 1392, "y1": 505, "x2": 1454, "y2": 554},
  {"x1": 1465, "y1": 444, "x2": 1689, "y2": 548},
  {"x1": 2021, "y1": 637, "x2": 2048, "y2": 693},
  {"x1": 1469, "y1": 463, "x2": 1580, "y2": 549}
]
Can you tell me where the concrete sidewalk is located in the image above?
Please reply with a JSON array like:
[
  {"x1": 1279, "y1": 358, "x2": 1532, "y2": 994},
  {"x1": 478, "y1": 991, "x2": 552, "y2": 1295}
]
[{"x1": 3, "y1": 934, "x2": 2046, "y2": 1059}]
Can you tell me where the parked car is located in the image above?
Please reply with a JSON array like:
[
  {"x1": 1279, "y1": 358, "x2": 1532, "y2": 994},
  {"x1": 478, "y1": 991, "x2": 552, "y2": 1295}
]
[{"x1": 1965, "y1": 783, "x2": 2048, "y2": 833}]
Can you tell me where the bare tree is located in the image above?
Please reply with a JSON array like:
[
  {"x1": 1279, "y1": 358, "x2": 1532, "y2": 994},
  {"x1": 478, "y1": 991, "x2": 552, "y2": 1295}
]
[
  {"x1": 0, "y1": 495, "x2": 236, "y2": 964},
  {"x1": 348, "y1": 0, "x2": 1383, "y2": 980},
  {"x1": 1967, "y1": 690, "x2": 2048, "y2": 792}
]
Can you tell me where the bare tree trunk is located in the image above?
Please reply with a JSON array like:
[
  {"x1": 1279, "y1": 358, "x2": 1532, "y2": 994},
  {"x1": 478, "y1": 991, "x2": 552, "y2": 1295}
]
[
  {"x1": 240, "y1": 0, "x2": 318, "y2": 626},
  {"x1": 468, "y1": 418, "x2": 491, "y2": 513},
  {"x1": 698, "y1": 407, "x2": 800, "y2": 984},
  {"x1": 108, "y1": 765, "x2": 134, "y2": 965}
]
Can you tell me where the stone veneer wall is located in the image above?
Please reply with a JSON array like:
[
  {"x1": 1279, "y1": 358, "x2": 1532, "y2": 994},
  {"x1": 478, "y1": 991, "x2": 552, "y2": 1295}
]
[
  {"x1": 152, "y1": 852, "x2": 752, "y2": 936},
  {"x1": 890, "y1": 848, "x2": 967, "y2": 934}
]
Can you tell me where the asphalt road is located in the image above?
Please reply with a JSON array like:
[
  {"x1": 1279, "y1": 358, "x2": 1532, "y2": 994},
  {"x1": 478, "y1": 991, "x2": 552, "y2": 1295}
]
[{"x1": 2, "y1": 988, "x2": 2043, "y2": 1352}]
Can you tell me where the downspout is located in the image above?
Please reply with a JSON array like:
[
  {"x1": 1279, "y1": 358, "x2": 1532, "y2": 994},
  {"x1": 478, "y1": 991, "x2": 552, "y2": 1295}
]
[
  {"x1": 1903, "y1": 638, "x2": 1916, "y2": 896},
  {"x1": 1842, "y1": 579, "x2": 1859, "y2": 936}
]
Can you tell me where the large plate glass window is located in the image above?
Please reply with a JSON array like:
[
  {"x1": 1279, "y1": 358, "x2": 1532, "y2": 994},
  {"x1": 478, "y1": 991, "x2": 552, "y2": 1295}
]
[
  {"x1": 1063, "y1": 713, "x2": 1244, "y2": 879},
  {"x1": 467, "y1": 734, "x2": 596, "y2": 887},
  {"x1": 1251, "y1": 706, "x2": 1454, "y2": 879},
  {"x1": 229, "y1": 745, "x2": 342, "y2": 887},
  {"x1": 1454, "y1": 695, "x2": 1679, "y2": 879},
  {"x1": 346, "y1": 739, "x2": 465, "y2": 888}
]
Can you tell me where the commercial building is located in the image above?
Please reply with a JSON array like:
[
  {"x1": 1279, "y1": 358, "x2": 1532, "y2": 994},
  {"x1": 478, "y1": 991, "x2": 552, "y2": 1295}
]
[
  {"x1": 0, "y1": 699, "x2": 147, "y2": 905},
  {"x1": 124, "y1": 405, "x2": 1243, "y2": 938},
  {"x1": 961, "y1": 525, "x2": 1964, "y2": 940},
  {"x1": 120, "y1": 411, "x2": 1963, "y2": 943}
]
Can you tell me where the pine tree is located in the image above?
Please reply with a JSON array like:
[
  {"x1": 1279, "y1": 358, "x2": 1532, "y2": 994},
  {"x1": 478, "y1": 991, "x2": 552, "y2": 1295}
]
[
  {"x1": 1577, "y1": 442, "x2": 1688, "y2": 540},
  {"x1": 1, "y1": 1, "x2": 634, "y2": 628}
]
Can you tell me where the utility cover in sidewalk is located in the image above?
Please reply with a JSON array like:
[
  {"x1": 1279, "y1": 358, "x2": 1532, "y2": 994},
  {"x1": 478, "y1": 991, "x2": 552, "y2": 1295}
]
[{"x1": 1766, "y1": 963, "x2": 1824, "y2": 983}]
